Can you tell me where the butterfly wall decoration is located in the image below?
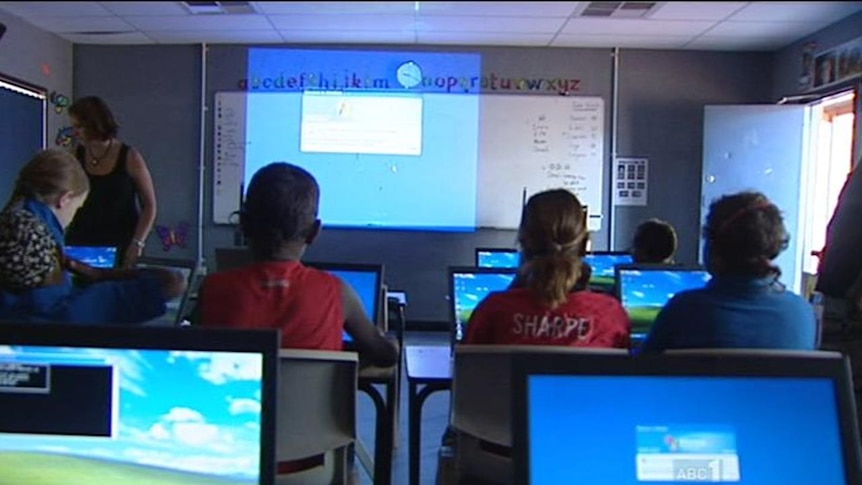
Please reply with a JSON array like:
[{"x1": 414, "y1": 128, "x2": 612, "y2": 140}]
[
  {"x1": 155, "y1": 222, "x2": 190, "y2": 252},
  {"x1": 55, "y1": 126, "x2": 75, "y2": 147}
]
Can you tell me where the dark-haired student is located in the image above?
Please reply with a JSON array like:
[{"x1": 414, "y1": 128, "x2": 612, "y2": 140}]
[
  {"x1": 641, "y1": 192, "x2": 816, "y2": 352},
  {"x1": 464, "y1": 189, "x2": 630, "y2": 348},
  {"x1": 632, "y1": 218, "x2": 678, "y2": 264},
  {"x1": 196, "y1": 162, "x2": 398, "y2": 367},
  {"x1": 0, "y1": 149, "x2": 185, "y2": 324}
]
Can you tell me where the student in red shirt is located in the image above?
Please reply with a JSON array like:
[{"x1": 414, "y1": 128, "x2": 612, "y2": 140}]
[
  {"x1": 198, "y1": 162, "x2": 397, "y2": 367},
  {"x1": 464, "y1": 189, "x2": 630, "y2": 348}
]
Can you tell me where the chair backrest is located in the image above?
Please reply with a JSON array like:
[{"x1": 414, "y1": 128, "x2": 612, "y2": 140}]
[
  {"x1": 451, "y1": 345, "x2": 628, "y2": 447},
  {"x1": 276, "y1": 349, "x2": 358, "y2": 462}
]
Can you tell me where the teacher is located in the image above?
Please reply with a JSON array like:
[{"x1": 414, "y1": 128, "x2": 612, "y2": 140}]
[{"x1": 65, "y1": 96, "x2": 157, "y2": 268}]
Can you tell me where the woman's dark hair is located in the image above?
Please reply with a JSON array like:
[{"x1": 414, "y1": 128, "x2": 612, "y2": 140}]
[
  {"x1": 518, "y1": 189, "x2": 588, "y2": 309},
  {"x1": 703, "y1": 191, "x2": 789, "y2": 278},
  {"x1": 68, "y1": 96, "x2": 119, "y2": 141},
  {"x1": 633, "y1": 218, "x2": 678, "y2": 263},
  {"x1": 240, "y1": 162, "x2": 319, "y2": 260}
]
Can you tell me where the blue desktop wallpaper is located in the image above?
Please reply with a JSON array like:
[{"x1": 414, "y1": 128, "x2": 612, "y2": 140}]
[
  {"x1": 328, "y1": 269, "x2": 379, "y2": 343},
  {"x1": 584, "y1": 253, "x2": 633, "y2": 286},
  {"x1": 0, "y1": 345, "x2": 265, "y2": 484},
  {"x1": 452, "y1": 272, "x2": 516, "y2": 340},
  {"x1": 528, "y1": 375, "x2": 845, "y2": 484},
  {"x1": 65, "y1": 246, "x2": 117, "y2": 269},
  {"x1": 620, "y1": 269, "x2": 711, "y2": 336},
  {"x1": 477, "y1": 250, "x2": 520, "y2": 269}
]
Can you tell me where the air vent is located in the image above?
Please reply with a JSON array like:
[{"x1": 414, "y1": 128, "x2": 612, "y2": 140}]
[
  {"x1": 183, "y1": 1, "x2": 256, "y2": 14},
  {"x1": 580, "y1": 1, "x2": 658, "y2": 18}
]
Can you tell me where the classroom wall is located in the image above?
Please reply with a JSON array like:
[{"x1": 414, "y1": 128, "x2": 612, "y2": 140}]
[
  {"x1": 73, "y1": 45, "x2": 202, "y2": 262},
  {"x1": 614, "y1": 49, "x2": 774, "y2": 262},
  {"x1": 73, "y1": 42, "x2": 778, "y2": 324},
  {"x1": 0, "y1": 9, "x2": 72, "y2": 153},
  {"x1": 772, "y1": 10, "x2": 862, "y2": 101}
]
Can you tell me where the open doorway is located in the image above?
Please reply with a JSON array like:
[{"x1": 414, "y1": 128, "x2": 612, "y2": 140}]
[{"x1": 801, "y1": 90, "x2": 856, "y2": 296}]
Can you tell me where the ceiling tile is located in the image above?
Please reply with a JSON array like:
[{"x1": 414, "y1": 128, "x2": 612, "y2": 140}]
[
  {"x1": 0, "y1": 1, "x2": 112, "y2": 17},
  {"x1": 416, "y1": 16, "x2": 566, "y2": 33},
  {"x1": 124, "y1": 14, "x2": 273, "y2": 31},
  {"x1": 552, "y1": 33, "x2": 692, "y2": 49},
  {"x1": 561, "y1": 17, "x2": 715, "y2": 36},
  {"x1": 417, "y1": 32, "x2": 554, "y2": 46},
  {"x1": 416, "y1": 1, "x2": 580, "y2": 17},
  {"x1": 148, "y1": 29, "x2": 284, "y2": 44},
  {"x1": 648, "y1": 2, "x2": 747, "y2": 21},
  {"x1": 706, "y1": 20, "x2": 824, "y2": 39},
  {"x1": 252, "y1": 1, "x2": 416, "y2": 15},
  {"x1": 269, "y1": 14, "x2": 414, "y2": 31},
  {"x1": 279, "y1": 29, "x2": 416, "y2": 44},
  {"x1": 24, "y1": 15, "x2": 135, "y2": 33},
  {"x1": 61, "y1": 31, "x2": 154, "y2": 44},
  {"x1": 100, "y1": 1, "x2": 189, "y2": 16},
  {"x1": 728, "y1": 1, "x2": 862, "y2": 23},
  {"x1": 685, "y1": 35, "x2": 789, "y2": 51}
]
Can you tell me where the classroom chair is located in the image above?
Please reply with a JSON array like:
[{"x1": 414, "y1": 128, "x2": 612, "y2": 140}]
[
  {"x1": 276, "y1": 349, "x2": 358, "y2": 485},
  {"x1": 447, "y1": 345, "x2": 629, "y2": 484}
]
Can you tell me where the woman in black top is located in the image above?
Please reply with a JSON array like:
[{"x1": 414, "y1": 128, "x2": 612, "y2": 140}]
[{"x1": 65, "y1": 96, "x2": 157, "y2": 268}]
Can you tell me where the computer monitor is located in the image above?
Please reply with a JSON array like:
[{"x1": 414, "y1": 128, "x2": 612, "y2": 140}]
[
  {"x1": 306, "y1": 262, "x2": 384, "y2": 343},
  {"x1": 475, "y1": 248, "x2": 520, "y2": 269},
  {"x1": 449, "y1": 266, "x2": 517, "y2": 345},
  {"x1": 584, "y1": 251, "x2": 633, "y2": 290},
  {"x1": 0, "y1": 322, "x2": 279, "y2": 485},
  {"x1": 615, "y1": 264, "x2": 711, "y2": 340},
  {"x1": 65, "y1": 246, "x2": 117, "y2": 269},
  {"x1": 512, "y1": 352, "x2": 862, "y2": 485},
  {"x1": 136, "y1": 257, "x2": 198, "y2": 327}
]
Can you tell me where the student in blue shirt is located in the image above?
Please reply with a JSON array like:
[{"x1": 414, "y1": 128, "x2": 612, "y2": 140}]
[
  {"x1": 641, "y1": 191, "x2": 816, "y2": 352},
  {"x1": 0, "y1": 148, "x2": 185, "y2": 325}
]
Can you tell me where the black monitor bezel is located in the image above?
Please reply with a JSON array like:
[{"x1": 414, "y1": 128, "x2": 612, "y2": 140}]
[
  {"x1": 0, "y1": 322, "x2": 280, "y2": 485},
  {"x1": 305, "y1": 261, "x2": 384, "y2": 325},
  {"x1": 474, "y1": 247, "x2": 520, "y2": 268},
  {"x1": 512, "y1": 352, "x2": 862, "y2": 485},
  {"x1": 448, "y1": 265, "x2": 518, "y2": 347}
]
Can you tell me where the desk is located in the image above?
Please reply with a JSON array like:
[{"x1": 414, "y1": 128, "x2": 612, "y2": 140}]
[
  {"x1": 357, "y1": 360, "x2": 399, "y2": 485},
  {"x1": 406, "y1": 345, "x2": 453, "y2": 485}
]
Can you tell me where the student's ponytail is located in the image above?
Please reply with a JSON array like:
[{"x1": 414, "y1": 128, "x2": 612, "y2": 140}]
[{"x1": 518, "y1": 189, "x2": 589, "y2": 309}]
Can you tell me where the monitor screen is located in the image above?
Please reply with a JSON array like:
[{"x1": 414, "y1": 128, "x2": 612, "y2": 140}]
[
  {"x1": 584, "y1": 252, "x2": 633, "y2": 288},
  {"x1": 525, "y1": 373, "x2": 847, "y2": 484},
  {"x1": 306, "y1": 263, "x2": 383, "y2": 344},
  {"x1": 136, "y1": 259, "x2": 197, "y2": 327},
  {"x1": 0, "y1": 324, "x2": 278, "y2": 485},
  {"x1": 618, "y1": 266, "x2": 711, "y2": 338},
  {"x1": 65, "y1": 246, "x2": 117, "y2": 269},
  {"x1": 475, "y1": 249, "x2": 520, "y2": 269},
  {"x1": 450, "y1": 268, "x2": 517, "y2": 342}
]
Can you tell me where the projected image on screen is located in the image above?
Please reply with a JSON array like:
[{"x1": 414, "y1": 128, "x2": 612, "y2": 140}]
[
  {"x1": 0, "y1": 346, "x2": 264, "y2": 484},
  {"x1": 301, "y1": 92, "x2": 422, "y2": 156},
  {"x1": 477, "y1": 250, "x2": 520, "y2": 269},
  {"x1": 452, "y1": 272, "x2": 516, "y2": 341},
  {"x1": 527, "y1": 375, "x2": 846, "y2": 484},
  {"x1": 619, "y1": 270, "x2": 711, "y2": 337},
  {"x1": 65, "y1": 246, "x2": 117, "y2": 269},
  {"x1": 245, "y1": 48, "x2": 481, "y2": 231},
  {"x1": 585, "y1": 253, "x2": 634, "y2": 287}
]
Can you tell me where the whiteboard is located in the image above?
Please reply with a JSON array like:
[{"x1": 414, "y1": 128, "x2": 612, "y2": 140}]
[
  {"x1": 212, "y1": 92, "x2": 605, "y2": 228},
  {"x1": 476, "y1": 95, "x2": 604, "y2": 229}
]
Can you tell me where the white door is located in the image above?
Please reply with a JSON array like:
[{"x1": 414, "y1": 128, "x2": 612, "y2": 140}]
[{"x1": 702, "y1": 105, "x2": 810, "y2": 294}]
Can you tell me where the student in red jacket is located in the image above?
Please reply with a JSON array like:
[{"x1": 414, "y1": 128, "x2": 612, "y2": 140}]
[
  {"x1": 198, "y1": 162, "x2": 397, "y2": 367},
  {"x1": 464, "y1": 189, "x2": 630, "y2": 348}
]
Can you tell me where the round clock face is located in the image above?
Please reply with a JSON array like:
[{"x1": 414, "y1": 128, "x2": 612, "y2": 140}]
[{"x1": 396, "y1": 61, "x2": 423, "y2": 89}]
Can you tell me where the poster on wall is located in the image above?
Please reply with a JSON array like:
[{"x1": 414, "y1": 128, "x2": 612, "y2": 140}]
[
  {"x1": 812, "y1": 35, "x2": 862, "y2": 90},
  {"x1": 799, "y1": 42, "x2": 817, "y2": 91},
  {"x1": 613, "y1": 157, "x2": 648, "y2": 206}
]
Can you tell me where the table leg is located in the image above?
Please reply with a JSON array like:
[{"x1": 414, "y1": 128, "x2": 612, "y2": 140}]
[
  {"x1": 360, "y1": 382, "x2": 392, "y2": 485},
  {"x1": 409, "y1": 381, "x2": 420, "y2": 485}
]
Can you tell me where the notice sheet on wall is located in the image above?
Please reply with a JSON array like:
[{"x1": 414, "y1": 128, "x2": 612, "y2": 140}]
[{"x1": 613, "y1": 157, "x2": 648, "y2": 206}]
